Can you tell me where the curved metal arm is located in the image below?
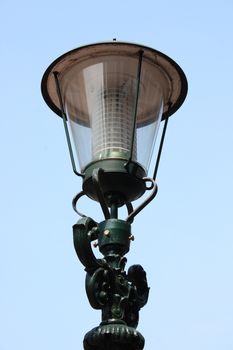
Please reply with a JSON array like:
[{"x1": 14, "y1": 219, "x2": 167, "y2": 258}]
[
  {"x1": 126, "y1": 178, "x2": 158, "y2": 223},
  {"x1": 125, "y1": 202, "x2": 134, "y2": 223},
  {"x1": 72, "y1": 191, "x2": 88, "y2": 217},
  {"x1": 92, "y1": 168, "x2": 110, "y2": 219},
  {"x1": 72, "y1": 170, "x2": 111, "y2": 219}
]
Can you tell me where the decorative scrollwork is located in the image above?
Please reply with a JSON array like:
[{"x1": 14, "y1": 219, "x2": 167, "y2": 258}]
[{"x1": 73, "y1": 217, "x2": 149, "y2": 350}]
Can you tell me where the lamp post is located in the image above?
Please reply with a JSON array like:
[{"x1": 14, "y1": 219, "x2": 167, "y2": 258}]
[{"x1": 41, "y1": 41, "x2": 187, "y2": 350}]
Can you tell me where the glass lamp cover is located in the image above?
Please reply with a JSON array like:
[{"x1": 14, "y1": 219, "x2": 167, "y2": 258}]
[
  {"x1": 60, "y1": 55, "x2": 164, "y2": 172},
  {"x1": 41, "y1": 42, "x2": 187, "y2": 174}
]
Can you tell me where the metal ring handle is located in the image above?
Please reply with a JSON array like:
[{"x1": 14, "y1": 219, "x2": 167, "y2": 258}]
[{"x1": 143, "y1": 177, "x2": 154, "y2": 190}]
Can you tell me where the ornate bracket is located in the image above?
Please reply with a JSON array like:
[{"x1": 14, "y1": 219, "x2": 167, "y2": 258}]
[{"x1": 73, "y1": 217, "x2": 149, "y2": 350}]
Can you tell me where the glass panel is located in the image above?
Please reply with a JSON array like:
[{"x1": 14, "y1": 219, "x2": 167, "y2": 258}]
[
  {"x1": 137, "y1": 102, "x2": 163, "y2": 171},
  {"x1": 136, "y1": 63, "x2": 164, "y2": 170},
  {"x1": 60, "y1": 54, "x2": 164, "y2": 172}
]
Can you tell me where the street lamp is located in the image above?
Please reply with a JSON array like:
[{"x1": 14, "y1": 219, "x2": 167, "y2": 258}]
[{"x1": 41, "y1": 41, "x2": 187, "y2": 350}]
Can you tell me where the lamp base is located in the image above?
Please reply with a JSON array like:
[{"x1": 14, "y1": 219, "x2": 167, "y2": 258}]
[
  {"x1": 82, "y1": 159, "x2": 146, "y2": 206},
  {"x1": 83, "y1": 323, "x2": 145, "y2": 350}
]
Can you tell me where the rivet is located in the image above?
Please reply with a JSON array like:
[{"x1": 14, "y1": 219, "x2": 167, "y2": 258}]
[
  {"x1": 104, "y1": 230, "x2": 110, "y2": 237},
  {"x1": 129, "y1": 235, "x2": 135, "y2": 241}
]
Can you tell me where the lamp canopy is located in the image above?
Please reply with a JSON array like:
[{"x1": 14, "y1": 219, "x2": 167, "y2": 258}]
[{"x1": 42, "y1": 41, "x2": 187, "y2": 120}]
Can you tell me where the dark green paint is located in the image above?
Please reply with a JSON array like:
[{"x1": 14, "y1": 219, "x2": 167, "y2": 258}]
[
  {"x1": 82, "y1": 159, "x2": 146, "y2": 206},
  {"x1": 73, "y1": 217, "x2": 149, "y2": 350}
]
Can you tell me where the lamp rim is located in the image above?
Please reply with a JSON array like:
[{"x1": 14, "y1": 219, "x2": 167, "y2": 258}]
[{"x1": 41, "y1": 41, "x2": 188, "y2": 121}]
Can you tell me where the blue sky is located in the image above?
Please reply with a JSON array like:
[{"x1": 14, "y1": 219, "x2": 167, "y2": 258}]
[{"x1": 1, "y1": 1, "x2": 233, "y2": 349}]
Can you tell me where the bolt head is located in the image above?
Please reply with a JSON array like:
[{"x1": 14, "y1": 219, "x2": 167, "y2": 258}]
[{"x1": 104, "y1": 229, "x2": 110, "y2": 237}]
